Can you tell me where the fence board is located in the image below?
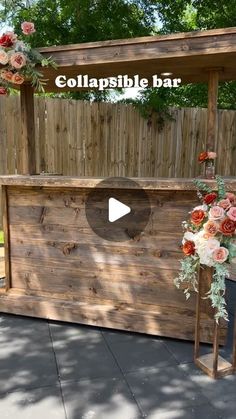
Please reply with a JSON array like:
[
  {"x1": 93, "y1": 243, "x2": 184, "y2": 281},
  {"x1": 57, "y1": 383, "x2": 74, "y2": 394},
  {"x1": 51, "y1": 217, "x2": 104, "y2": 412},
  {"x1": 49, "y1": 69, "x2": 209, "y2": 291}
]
[{"x1": 0, "y1": 96, "x2": 236, "y2": 226}]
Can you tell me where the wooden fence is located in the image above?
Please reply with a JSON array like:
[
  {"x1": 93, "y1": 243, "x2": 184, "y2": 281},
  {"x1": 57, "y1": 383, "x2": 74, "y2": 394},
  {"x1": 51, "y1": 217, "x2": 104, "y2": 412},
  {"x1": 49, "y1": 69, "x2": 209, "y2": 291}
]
[{"x1": 0, "y1": 95, "x2": 236, "y2": 225}]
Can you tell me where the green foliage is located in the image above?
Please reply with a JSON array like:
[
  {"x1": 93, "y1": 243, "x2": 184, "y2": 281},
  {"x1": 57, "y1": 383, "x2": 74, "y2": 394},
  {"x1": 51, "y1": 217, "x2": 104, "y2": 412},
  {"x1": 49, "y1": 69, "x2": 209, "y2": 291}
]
[
  {"x1": 156, "y1": 0, "x2": 236, "y2": 33},
  {"x1": 0, "y1": 0, "x2": 156, "y2": 100},
  {"x1": 1, "y1": 0, "x2": 236, "y2": 108},
  {"x1": 0, "y1": 231, "x2": 3, "y2": 244},
  {"x1": 174, "y1": 256, "x2": 199, "y2": 300},
  {"x1": 206, "y1": 264, "x2": 229, "y2": 323},
  {"x1": 1, "y1": 0, "x2": 156, "y2": 47},
  {"x1": 215, "y1": 175, "x2": 226, "y2": 200},
  {"x1": 193, "y1": 179, "x2": 213, "y2": 194}
]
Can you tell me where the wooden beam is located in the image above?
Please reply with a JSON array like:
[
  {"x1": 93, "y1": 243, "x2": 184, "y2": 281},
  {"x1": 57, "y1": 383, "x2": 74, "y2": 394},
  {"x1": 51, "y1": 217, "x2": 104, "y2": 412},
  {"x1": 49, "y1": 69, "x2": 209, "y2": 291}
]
[
  {"x1": 20, "y1": 83, "x2": 36, "y2": 174},
  {"x1": 207, "y1": 70, "x2": 219, "y2": 151}
]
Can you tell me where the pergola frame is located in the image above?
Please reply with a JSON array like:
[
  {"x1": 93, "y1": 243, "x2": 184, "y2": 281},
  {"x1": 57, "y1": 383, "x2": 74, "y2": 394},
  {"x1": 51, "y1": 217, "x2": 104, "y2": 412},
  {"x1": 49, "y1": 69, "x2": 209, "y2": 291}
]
[{"x1": 18, "y1": 26, "x2": 236, "y2": 174}]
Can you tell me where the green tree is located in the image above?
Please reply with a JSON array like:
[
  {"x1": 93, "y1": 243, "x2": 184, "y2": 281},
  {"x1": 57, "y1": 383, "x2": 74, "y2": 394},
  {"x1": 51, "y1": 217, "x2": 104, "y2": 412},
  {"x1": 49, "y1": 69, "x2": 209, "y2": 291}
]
[
  {"x1": 0, "y1": 0, "x2": 156, "y2": 100},
  {"x1": 1, "y1": 0, "x2": 156, "y2": 46}
]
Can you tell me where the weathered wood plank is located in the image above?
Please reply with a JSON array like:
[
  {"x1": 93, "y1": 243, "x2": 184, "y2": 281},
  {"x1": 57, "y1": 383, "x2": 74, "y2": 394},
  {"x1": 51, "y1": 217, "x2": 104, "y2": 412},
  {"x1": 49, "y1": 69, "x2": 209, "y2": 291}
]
[
  {"x1": 20, "y1": 84, "x2": 36, "y2": 175},
  {"x1": 1, "y1": 186, "x2": 11, "y2": 291},
  {"x1": 0, "y1": 291, "x2": 227, "y2": 343},
  {"x1": 1, "y1": 176, "x2": 236, "y2": 191}
]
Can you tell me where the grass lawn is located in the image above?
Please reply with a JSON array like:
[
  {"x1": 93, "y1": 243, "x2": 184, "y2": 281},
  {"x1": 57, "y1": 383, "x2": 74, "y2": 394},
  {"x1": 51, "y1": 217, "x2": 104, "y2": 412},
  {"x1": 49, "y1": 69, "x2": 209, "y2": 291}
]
[{"x1": 0, "y1": 231, "x2": 4, "y2": 244}]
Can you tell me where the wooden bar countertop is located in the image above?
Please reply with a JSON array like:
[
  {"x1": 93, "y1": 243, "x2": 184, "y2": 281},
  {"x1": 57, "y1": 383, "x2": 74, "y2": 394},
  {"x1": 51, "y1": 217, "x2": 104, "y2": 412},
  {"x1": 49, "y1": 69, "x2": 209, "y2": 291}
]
[{"x1": 0, "y1": 175, "x2": 235, "y2": 191}]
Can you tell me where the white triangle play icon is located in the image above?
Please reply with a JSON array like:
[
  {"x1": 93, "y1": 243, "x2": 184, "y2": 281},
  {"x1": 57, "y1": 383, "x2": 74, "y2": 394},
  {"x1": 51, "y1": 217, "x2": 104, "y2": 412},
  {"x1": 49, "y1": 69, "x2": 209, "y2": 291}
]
[{"x1": 108, "y1": 197, "x2": 131, "y2": 223}]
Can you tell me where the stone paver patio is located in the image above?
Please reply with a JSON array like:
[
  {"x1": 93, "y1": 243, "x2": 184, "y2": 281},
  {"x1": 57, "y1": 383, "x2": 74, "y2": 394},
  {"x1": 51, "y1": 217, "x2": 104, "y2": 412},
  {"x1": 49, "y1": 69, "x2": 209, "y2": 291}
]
[{"x1": 0, "y1": 280, "x2": 235, "y2": 419}]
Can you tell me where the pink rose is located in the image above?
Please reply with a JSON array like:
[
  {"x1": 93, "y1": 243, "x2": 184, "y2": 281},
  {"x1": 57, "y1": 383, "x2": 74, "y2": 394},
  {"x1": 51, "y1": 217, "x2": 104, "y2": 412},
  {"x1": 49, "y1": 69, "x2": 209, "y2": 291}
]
[
  {"x1": 207, "y1": 152, "x2": 217, "y2": 159},
  {"x1": 21, "y1": 22, "x2": 36, "y2": 35},
  {"x1": 227, "y1": 207, "x2": 236, "y2": 222},
  {"x1": 218, "y1": 198, "x2": 231, "y2": 210},
  {"x1": 9, "y1": 52, "x2": 27, "y2": 69},
  {"x1": 226, "y1": 193, "x2": 236, "y2": 203},
  {"x1": 209, "y1": 206, "x2": 225, "y2": 220},
  {"x1": 0, "y1": 49, "x2": 8, "y2": 64},
  {"x1": 0, "y1": 86, "x2": 8, "y2": 95},
  {"x1": 212, "y1": 247, "x2": 229, "y2": 263}
]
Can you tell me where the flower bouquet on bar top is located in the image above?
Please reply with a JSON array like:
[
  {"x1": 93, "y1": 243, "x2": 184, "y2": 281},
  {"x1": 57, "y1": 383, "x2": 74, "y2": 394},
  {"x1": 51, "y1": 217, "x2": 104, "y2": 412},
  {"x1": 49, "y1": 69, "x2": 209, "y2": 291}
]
[
  {"x1": 0, "y1": 22, "x2": 56, "y2": 95},
  {"x1": 198, "y1": 151, "x2": 217, "y2": 179},
  {"x1": 175, "y1": 175, "x2": 236, "y2": 322}
]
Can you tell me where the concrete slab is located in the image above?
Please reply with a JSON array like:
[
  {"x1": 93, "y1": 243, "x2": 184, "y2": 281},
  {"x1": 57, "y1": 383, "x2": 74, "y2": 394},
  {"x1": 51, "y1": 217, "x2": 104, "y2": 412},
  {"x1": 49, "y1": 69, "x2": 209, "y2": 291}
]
[
  {"x1": 106, "y1": 339, "x2": 177, "y2": 373},
  {"x1": 0, "y1": 315, "x2": 59, "y2": 394},
  {"x1": 180, "y1": 362, "x2": 236, "y2": 404},
  {"x1": 49, "y1": 322, "x2": 122, "y2": 382},
  {"x1": 0, "y1": 385, "x2": 65, "y2": 419},
  {"x1": 62, "y1": 377, "x2": 142, "y2": 419},
  {"x1": 125, "y1": 365, "x2": 211, "y2": 418},
  {"x1": 102, "y1": 328, "x2": 162, "y2": 346}
]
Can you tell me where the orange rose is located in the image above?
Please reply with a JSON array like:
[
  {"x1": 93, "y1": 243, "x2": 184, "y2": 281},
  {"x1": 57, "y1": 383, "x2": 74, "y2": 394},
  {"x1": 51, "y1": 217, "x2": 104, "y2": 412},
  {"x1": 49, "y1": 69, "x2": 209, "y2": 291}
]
[
  {"x1": 182, "y1": 240, "x2": 195, "y2": 256},
  {"x1": 198, "y1": 151, "x2": 208, "y2": 163},
  {"x1": 219, "y1": 218, "x2": 236, "y2": 236},
  {"x1": 12, "y1": 73, "x2": 24, "y2": 85},
  {"x1": 1, "y1": 70, "x2": 14, "y2": 82},
  {"x1": 191, "y1": 209, "x2": 205, "y2": 225},
  {"x1": 203, "y1": 220, "x2": 219, "y2": 236}
]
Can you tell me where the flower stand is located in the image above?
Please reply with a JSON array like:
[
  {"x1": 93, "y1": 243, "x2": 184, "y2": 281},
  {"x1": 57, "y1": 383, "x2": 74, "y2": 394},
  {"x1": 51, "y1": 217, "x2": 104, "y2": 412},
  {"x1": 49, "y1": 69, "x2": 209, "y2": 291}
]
[{"x1": 194, "y1": 267, "x2": 236, "y2": 379}]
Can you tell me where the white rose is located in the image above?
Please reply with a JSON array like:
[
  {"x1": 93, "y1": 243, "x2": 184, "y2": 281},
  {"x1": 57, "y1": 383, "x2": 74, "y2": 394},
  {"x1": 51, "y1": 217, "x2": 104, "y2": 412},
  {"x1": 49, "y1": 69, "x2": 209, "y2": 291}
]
[
  {"x1": 193, "y1": 204, "x2": 208, "y2": 212},
  {"x1": 182, "y1": 231, "x2": 196, "y2": 245},
  {"x1": 0, "y1": 49, "x2": 8, "y2": 65},
  {"x1": 198, "y1": 248, "x2": 214, "y2": 267}
]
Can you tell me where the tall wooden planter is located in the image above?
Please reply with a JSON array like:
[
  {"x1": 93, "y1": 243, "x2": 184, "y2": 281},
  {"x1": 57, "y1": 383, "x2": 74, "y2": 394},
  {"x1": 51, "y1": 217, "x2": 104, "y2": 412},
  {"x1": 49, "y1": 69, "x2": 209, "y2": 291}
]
[{"x1": 194, "y1": 266, "x2": 236, "y2": 379}]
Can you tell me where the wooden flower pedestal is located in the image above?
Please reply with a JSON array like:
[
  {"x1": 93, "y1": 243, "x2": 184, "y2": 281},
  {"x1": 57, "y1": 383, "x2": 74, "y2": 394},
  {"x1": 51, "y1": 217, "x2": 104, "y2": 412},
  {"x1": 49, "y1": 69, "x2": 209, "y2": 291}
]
[{"x1": 194, "y1": 267, "x2": 236, "y2": 379}]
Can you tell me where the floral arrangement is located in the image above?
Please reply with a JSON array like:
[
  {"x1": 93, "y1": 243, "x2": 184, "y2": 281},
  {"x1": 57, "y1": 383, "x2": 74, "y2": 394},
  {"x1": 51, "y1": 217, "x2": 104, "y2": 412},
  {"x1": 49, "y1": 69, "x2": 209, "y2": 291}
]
[
  {"x1": 198, "y1": 151, "x2": 217, "y2": 164},
  {"x1": 198, "y1": 151, "x2": 217, "y2": 179},
  {"x1": 0, "y1": 22, "x2": 56, "y2": 94},
  {"x1": 175, "y1": 175, "x2": 236, "y2": 322}
]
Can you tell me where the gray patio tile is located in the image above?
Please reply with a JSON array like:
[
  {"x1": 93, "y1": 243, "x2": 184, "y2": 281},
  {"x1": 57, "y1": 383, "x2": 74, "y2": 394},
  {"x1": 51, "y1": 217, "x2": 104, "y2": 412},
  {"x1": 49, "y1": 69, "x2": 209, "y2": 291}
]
[
  {"x1": 102, "y1": 328, "x2": 162, "y2": 346},
  {"x1": 180, "y1": 362, "x2": 236, "y2": 404},
  {"x1": 212, "y1": 398, "x2": 236, "y2": 419},
  {"x1": 162, "y1": 338, "x2": 211, "y2": 365},
  {"x1": 0, "y1": 385, "x2": 65, "y2": 419},
  {"x1": 108, "y1": 339, "x2": 177, "y2": 373},
  {"x1": 49, "y1": 322, "x2": 122, "y2": 381},
  {"x1": 125, "y1": 365, "x2": 210, "y2": 418},
  {"x1": 0, "y1": 314, "x2": 59, "y2": 394},
  {"x1": 145, "y1": 403, "x2": 220, "y2": 419},
  {"x1": 62, "y1": 377, "x2": 142, "y2": 419}
]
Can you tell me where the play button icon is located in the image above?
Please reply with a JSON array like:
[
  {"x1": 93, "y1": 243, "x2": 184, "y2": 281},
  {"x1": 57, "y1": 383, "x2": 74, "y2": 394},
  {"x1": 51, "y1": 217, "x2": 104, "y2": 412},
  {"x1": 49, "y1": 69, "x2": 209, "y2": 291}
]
[
  {"x1": 108, "y1": 198, "x2": 131, "y2": 222},
  {"x1": 85, "y1": 177, "x2": 151, "y2": 242}
]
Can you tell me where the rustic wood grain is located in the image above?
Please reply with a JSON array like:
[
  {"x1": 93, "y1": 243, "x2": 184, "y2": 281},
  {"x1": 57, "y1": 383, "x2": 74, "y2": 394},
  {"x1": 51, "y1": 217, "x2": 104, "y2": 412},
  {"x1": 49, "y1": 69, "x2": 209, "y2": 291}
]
[
  {"x1": 0, "y1": 183, "x2": 230, "y2": 343},
  {"x1": 207, "y1": 70, "x2": 219, "y2": 151},
  {"x1": 20, "y1": 84, "x2": 36, "y2": 175},
  {"x1": 0, "y1": 291, "x2": 227, "y2": 343}
]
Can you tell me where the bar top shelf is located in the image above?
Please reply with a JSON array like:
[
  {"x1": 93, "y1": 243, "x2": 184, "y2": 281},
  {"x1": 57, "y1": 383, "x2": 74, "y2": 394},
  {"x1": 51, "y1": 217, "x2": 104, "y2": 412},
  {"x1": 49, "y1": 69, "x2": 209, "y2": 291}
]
[{"x1": 0, "y1": 175, "x2": 235, "y2": 191}]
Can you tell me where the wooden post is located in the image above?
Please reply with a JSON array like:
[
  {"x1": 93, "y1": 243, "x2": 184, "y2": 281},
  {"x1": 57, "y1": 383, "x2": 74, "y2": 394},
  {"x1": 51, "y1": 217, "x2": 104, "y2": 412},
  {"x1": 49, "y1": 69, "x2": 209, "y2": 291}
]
[
  {"x1": 206, "y1": 69, "x2": 220, "y2": 151},
  {"x1": 20, "y1": 83, "x2": 36, "y2": 174}
]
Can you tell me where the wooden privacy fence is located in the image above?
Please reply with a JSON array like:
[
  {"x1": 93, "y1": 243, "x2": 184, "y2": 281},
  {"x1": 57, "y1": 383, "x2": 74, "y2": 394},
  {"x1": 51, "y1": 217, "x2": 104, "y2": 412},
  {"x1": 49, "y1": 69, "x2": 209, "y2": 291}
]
[
  {"x1": 0, "y1": 95, "x2": 236, "y2": 225},
  {"x1": 1, "y1": 95, "x2": 236, "y2": 177}
]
